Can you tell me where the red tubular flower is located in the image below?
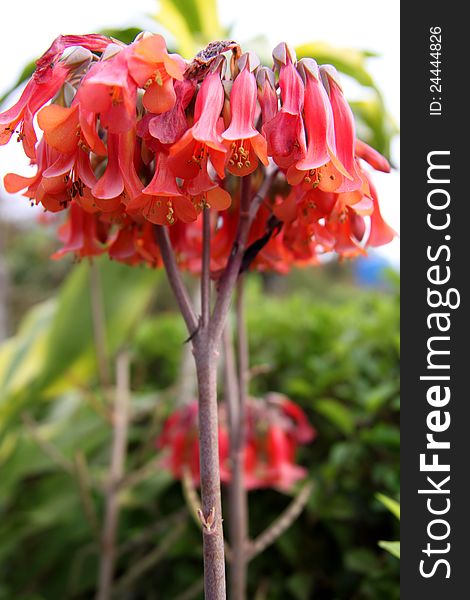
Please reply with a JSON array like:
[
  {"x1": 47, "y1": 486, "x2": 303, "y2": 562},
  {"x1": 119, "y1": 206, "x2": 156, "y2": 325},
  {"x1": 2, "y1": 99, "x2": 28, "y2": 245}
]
[
  {"x1": 256, "y1": 67, "x2": 278, "y2": 126},
  {"x1": 265, "y1": 424, "x2": 308, "y2": 491},
  {"x1": 140, "y1": 79, "x2": 197, "y2": 147},
  {"x1": 0, "y1": 35, "x2": 111, "y2": 158},
  {"x1": 77, "y1": 45, "x2": 137, "y2": 134},
  {"x1": 92, "y1": 133, "x2": 125, "y2": 200},
  {"x1": 52, "y1": 201, "x2": 109, "y2": 259},
  {"x1": 168, "y1": 65, "x2": 227, "y2": 180},
  {"x1": 128, "y1": 33, "x2": 186, "y2": 114},
  {"x1": 222, "y1": 53, "x2": 268, "y2": 176},
  {"x1": 157, "y1": 396, "x2": 315, "y2": 491},
  {"x1": 295, "y1": 59, "x2": 335, "y2": 173},
  {"x1": 263, "y1": 43, "x2": 306, "y2": 169},
  {"x1": 285, "y1": 59, "x2": 347, "y2": 195},
  {"x1": 319, "y1": 65, "x2": 362, "y2": 192},
  {"x1": 128, "y1": 151, "x2": 197, "y2": 225},
  {"x1": 156, "y1": 401, "x2": 231, "y2": 484},
  {"x1": 355, "y1": 139, "x2": 391, "y2": 173},
  {"x1": 366, "y1": 176, "x2": 396, "y2": 247}
]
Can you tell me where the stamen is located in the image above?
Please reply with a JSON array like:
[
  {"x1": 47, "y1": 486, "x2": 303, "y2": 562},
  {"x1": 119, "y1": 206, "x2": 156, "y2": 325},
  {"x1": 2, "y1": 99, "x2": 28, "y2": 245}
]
[{"x1": 154, "y1": 69, "x2": 163, "y2": 86}]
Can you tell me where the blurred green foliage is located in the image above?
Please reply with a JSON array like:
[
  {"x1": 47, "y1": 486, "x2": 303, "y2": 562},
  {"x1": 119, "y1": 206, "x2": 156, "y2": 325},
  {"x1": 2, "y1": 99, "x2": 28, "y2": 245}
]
[{"x1": 0, "y1": 265, "x2": 399, "y2": 599}]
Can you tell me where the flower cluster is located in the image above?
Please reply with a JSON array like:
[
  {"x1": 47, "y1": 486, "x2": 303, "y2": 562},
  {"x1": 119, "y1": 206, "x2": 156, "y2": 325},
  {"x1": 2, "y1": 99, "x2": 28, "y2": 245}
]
[
  {"x1": 157, "y1": 395, "x2": 315, "y2": 491},
  {"x1": 1, "y1": 34, "x2": 395, "y2": 271}
]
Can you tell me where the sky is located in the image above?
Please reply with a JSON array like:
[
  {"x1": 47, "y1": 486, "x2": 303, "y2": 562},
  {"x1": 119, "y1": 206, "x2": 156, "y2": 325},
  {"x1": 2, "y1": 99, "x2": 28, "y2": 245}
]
[{"x1": 0, "y1": 0, "x2": 400, "y2": 264}]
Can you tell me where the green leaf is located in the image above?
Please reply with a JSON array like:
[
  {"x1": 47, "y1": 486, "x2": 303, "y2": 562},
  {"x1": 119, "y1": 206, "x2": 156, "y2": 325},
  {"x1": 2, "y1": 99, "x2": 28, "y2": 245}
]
[
  {"x1": 351, "y1": 96, "x2": 397, "y2": 158},
  {"x1": 37, "y1": 259, "x2": 158, "y2": 395},
  {"x1": 345, "y1": 547, "x2": 381, "y2": 574},
  {"x1": 295, "y1": 42, "x2": 376, "y2": 88},
  {"x1": 314, "y1": 398, "x2": 355, "y2": 436},
  {"x1": 286, "y1": 573, "x2": 314, "y2": 600},
  {"x1": 0, "y1": 300, "x2": 54, "y2": 407},
  {"x1": 155, "y1": 0, "x2": 226, "y2": 57},
  {"x1": 376, "y1": 493, "x2": 400, "y2": 520},
  {"x1": 194, "y1": 0, "x2": 225, "y2": 39},
  {"x1": 155, "y1": 0, "x2": 199, "y2": 57},
  {"x1": 378, "y1": 540, "x2": 400, "y2": 559},
  {"x1": 0, "y1": 259, "x2": 158, "y2": 422}
]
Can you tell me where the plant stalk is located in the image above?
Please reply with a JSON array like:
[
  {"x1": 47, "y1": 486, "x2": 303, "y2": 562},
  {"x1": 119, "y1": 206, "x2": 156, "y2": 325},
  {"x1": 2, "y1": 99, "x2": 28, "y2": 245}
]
[
  {"x1": 96, "y1": 350, "x2": 130, "y2": 600},
  {"x1": 223, "y1": 317, "x2": 248, "y2": 600},
  {"x1": 154, "y1": 168, "x2": 276, "y2": 600}
]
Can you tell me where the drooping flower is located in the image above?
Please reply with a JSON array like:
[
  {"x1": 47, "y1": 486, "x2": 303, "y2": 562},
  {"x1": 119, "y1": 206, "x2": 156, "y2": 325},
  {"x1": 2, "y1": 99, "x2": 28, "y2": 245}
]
[
  {"x1": 157, "y1": 396, "x2": 315, "y2": 491},
  {"x1": 128, "y1": 33, "x2": 186, "y2": 114},
  {"x1": 355, "y1": 139, "x2": 391, "y2": 173},
  {"x1": 319, "y1": 65, "x2": 363, "y2": 192},
  {"x1": 157, "y1": 401, "x2": 231, "y2": 485},
  {"x1": 168, "y1": 62, "x2": 227, "y2": 180},
  {"x1": 256, "y1": 67, "x2": 278, "y2": 126},
  {"x1": 52, "y1": 201, "x2": 109, "y2": 259},
  {"x1": 128, "y1": 151, "x2": 197, "y2": 225},
  {"x1": 222, "y1": 53, "x2": 268, "y2": 176},
  {"x1": 77, "y1": 45, "x2": 137, "y2": 134},
  {"x1": 263, "y1": 43, "x2": 306, "y2": 169},
  {"x1": 0, "y1": 34, "x2": 395, "y2": 267},
  {"x1": 0, "y1": 35, "x2": 109, "y2": 158}
]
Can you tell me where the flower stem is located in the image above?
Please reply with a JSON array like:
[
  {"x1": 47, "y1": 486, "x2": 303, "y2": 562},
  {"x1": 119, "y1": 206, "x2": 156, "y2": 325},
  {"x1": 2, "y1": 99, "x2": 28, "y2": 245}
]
[
  {"x1": 210, "y1": 168, "x2": 277, "y2": 344},
  {"x1": 155, "y1": 168, "x2": 277, "y2": 600},
  {"x1": 154, "y1": 226, "x2": 198, "y2": 335},
  {"x1": 201, "y1": 206, "x2": 211, "y2": 328},
  {"x1": 223, "y1": 300, "x2": 249, "y2": 600},
  {"x1": 232, "y1": 277, "x2": 249, "y2": 600},
  {"x1": 193, "y1": 341, "x2": 226, "y2": 599},
  {"x1": 96, "y1": 350, "x2": 130, "y2": 600},
  {"x1": 156, "y1": 220, "x2": 227, "y2": 599}
]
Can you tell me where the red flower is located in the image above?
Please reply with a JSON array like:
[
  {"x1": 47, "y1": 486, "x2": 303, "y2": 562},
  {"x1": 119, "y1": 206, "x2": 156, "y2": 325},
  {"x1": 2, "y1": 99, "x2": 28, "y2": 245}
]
[
  {"x1": 168, "y1": 67, "x2": 227, "y2": 180},
  {"x1": 0, "y1": 35, "x2": 395, "y2": 266},
  {"x1": 157, "y1": 396, "x2": 315, "y2": 491},
  {"x1": 157, "y1": 401, "x2": 231, "y2": 484},
  {"x1": 222, "y1": 53, "x2": 268, "y2": 176},
  {"x1": 128, "y1": 33, "x2": 186, "y2": 114},
  {"x1": 77, "y1": 45, "x2": 137, "y2": 134},
  {"x1": 52, "y1": 201, "x2": 109, "y2": 259},
  {"x1": 0, "y1": 35, "x2": 111, "y2": 158},
  {"x1": 256, "y1": 67, "x2": 278, "y2": 126},
  {"x1": 319, "y1": 65, "x2": 363, "y2": 192},
  {"x1": 263, "y1": 43, "x2": 306, "y2": 169},
  {"x1": 129, "y1": 152, "x2": 198, "y2": 225}
]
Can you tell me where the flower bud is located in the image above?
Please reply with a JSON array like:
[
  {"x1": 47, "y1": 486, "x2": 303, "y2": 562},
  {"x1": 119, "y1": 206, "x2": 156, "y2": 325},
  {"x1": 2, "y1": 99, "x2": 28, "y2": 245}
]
[
  {"x1": 272, "y1": 42, "x2": 297, "y2": 69},
  {"x1": 59, "y1": 46, "x2": 93, "y2": 69}
]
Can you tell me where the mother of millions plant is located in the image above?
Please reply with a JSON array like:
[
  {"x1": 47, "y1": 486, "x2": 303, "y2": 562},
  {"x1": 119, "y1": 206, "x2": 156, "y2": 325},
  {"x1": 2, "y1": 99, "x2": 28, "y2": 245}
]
[{"x1": 0, "y1": 28, "x2": 394, "y2": 600}]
